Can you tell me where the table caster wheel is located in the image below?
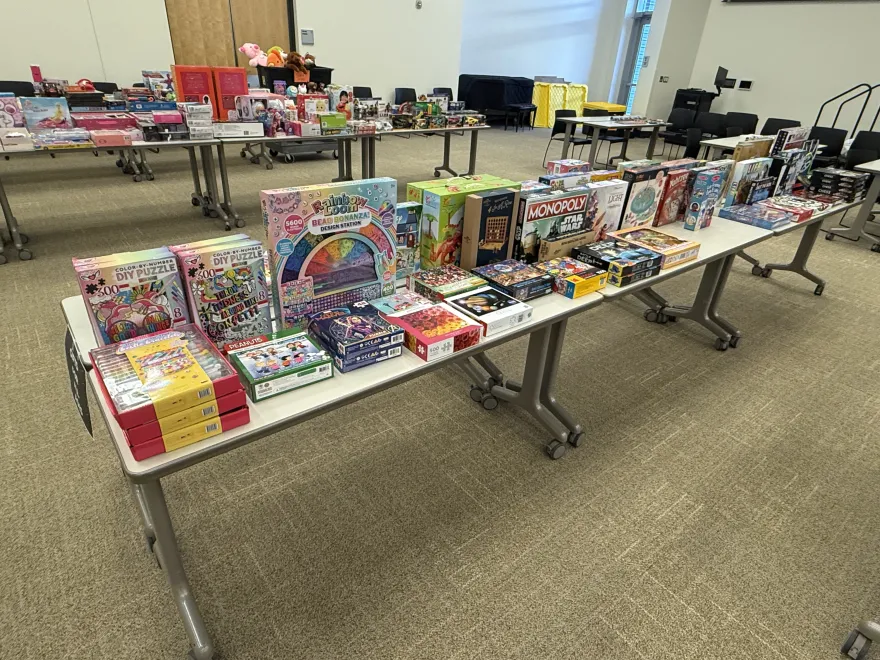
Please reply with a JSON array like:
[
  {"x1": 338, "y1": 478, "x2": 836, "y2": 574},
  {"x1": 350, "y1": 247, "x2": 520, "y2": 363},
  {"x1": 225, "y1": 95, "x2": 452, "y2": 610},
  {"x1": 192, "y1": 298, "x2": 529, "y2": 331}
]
[
  {"x1": 729, "y1": 336, "x2": 740, "y2": 349},
  {"x1": 249, "y1": 156, "x2": 259, "y2": 164},
  {"x1": 133, "y1": 174, "x2": 142, "y2": 182},
  {"x1": 269, "y1": 149, "x2": 278, "y2": 157},
  {"x1": 146, "y1": 174, "x2": 155, "y2": 181},
  {"x1": 191, "y1": 195, "x2": 201, "y2": 206},
  {"x1": 234, "y1": 218, "x2": 246, "y2": 228},
  {"x1": 761, "y1": 267, "x2": 772, "y2": 278},
  {"x1": 469, "y1": 386, "x2": 483, "y2": 403},
  {"x1": 667, "y1": 315, "x2": 677, "y2": 323},
  {"x1": 201, "y1": 207, "x2": 210, "y2": 218},
  {"x1": 546, "y1": 440, "x2": 566, "y2": 460},
  {"x1": 750, "y1": 264, "x2": 763, "y2": 276},
  {"x1": 0, "y1": 254, "x2": 7, "y2": 265},
  {"x1": 871, "y1": 243, "x2": 880, "y2": 253},
  {"x1": 433, "y1": 170, "x2": 441, "y2": 177},
  {"x1": 240, "y1": 150, "x2": 247, "y2": 158},
  {"x1": 481, "y1": 393, "x2": 498, "y2": 410},
  {"x1": 644, "y1": 309, "x2": 659, "y2": 323},
  {"x1": 18, "y1": 233, "x2": 28, "y2": 244},
  {"x1": 841, "y1": 629, "x2": 871, "y2": 660},
  {"x1": 209, "y1": 210, "x2": 219, "y2": 219},
  {"x1": 568, "y1": 431, "x2": 584, "y2": 448},
  {"x1": 18, "y1": 249, "x2": 32, "y2": 261},
  {"x1": 814, "y1": 284, "x2": 825, "y2": 296},
  {"x1": 825, "y1": 232, "x2": 835, "y2": 241},
  {"x1": 266, "y1": 162, "x2": 274, "y2": 170},
  {"x1": 284, "y1": 154, "x2": 294, "y2": 164},
  {"x1": 714, "y1": 338, "x2": 729, "y2": 352},
  {"x1": 333, "y1": 150, "x2": 339, "y2": 159},
  {"x1": 115, "y1": 158, "x2": 123, "y2": 168}
]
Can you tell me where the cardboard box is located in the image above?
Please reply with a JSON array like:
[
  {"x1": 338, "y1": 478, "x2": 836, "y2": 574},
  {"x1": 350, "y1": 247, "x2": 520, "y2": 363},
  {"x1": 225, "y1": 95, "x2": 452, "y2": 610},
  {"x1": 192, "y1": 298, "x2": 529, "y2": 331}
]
[
  {"x1": 460, "y1": 189, "x2": 519, "y2": 270},
  {"x1": 546, "y1": 159, "x2": 590, "y2": 175},
  {"x1": 212, "y1": 67, "x2": 248, "y2": 121},
  {"x1": 394, "y1": 202, "x2": 423, "y2": 282},
  {"x1": 620, "y1": 164, "x2": 668, "y2": 228},
  {"x1": 571, "y1": 239, "x2": 662, "y2": 279},
  {"x1": 653, "y1": 168, "x2": 691, "y2": 226},
  {"x1": 609, "y1": 226, "x2": 700, "y2": 269},
  {"x1": 0, "y1": 128, "x2": 34, "y2": 151},
  {"x1": 0, "y1": 97, "x2": 24, "y2": 128},
  {"x1": 368, "y1": 291, "x2": 434, "y2": 318},
  {"x1": 89, "y1": 130, "x2": 133, "y2": 147},
  {"x1": 444, "y1": 286, "x2": 533, "y2": 336},
  {"x1": 539, "y1": 172, "x2": 593, "y2": 191},
  {"x1": 392, "y1": 303, "x2": 482, "y2": 362},
  {"x1": 514, "y1": 188, "x2": 595, "y2": 263},
  {"x1": 20, "y1": 97, "x2": 72, "y2": 130},
  {"x1": 723, "y1": 157, "x2": 772, "y2": 208},
  {"x1": 533, "y1": 257, "x2": 608, "y2": 298},
  {"x1": 536, "y1": 230, "x2": 596, "y2": 262},
  {"x1": 588, "y1": 179, "x2": 628, "y2": 238},
  {"x1": 71, "y1": 112, "x2": 138, "y2": 130},
  {"x1": 683, "y1": 169, "x2": 725, "y2": 231},
  {"x1": 212, "y1": 122, "x2": 264, "y2": 138},
  {"x1": 410, "y1": 265, "x2": 487, "y2": 301},
  {"x1": 607, "y1": 265, "x2": 661, "y2": 288},
  {"x1": 291, "y1": 120, "x2": 322, "y2": 137},
  {"x1": 472, "y1": 259, "x2": 554, "y2": 301},
  {"x1": 172, "y1": 65, "x2": 217, "y2": 119},
  {"x1": 319, "y1": 112, "x2": 348, "y2": 135}
]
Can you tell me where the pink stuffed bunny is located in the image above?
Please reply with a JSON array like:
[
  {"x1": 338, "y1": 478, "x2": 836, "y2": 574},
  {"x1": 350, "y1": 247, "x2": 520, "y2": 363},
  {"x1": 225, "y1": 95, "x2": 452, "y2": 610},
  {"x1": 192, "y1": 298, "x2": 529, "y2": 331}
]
[{"x1": 239, "y1": 43, "x2": 267, "y2": 67}]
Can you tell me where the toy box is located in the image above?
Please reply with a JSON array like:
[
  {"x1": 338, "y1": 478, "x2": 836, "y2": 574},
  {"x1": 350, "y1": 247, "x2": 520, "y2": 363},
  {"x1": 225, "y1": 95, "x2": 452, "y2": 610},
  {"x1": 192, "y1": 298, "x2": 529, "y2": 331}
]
[
  {"x1": 128, "y1": 407, "x2": 250, "y2": 461},
  {"x1": 126, "y1": 101, "x2": 178, "y2": 112},
  {"x1": 20, "y1": 97, "x2": 72, "y2": 130},
  {"x1": 536, "y1": 230, "x2": 595, "y2": 262},
  {"x1": 514, "y1": 188, "x2": 596, "y2": 263},
  {"x1": 539, "y1": 172, "x2": 593, "y2": 191},
  {"x1": 683, "y1": 169, "x2": 725, "y2": 231},
  {"x1": 410, "y1": 265, "x2": 487, "y2": 301},
  {"x1": 327, "y1": 85, "x2": 353, "y2": 117},
  {"x1": 172, "y1": 65, "x2": 217, "y2": 118},
  {"x1": 444, "y1": 286, "x2": 533, "y2": 337},
  {"x1": 653, "y1": 168, "x2": 691, "y2": 226},
  {"x1": 329, "y1": 344, "x2": 403, "y2": 373},
  {"x1": 298, "y1": 94, "x2": 329, "y2": 123},
  {"x1": 392, "y1": 303, "x2": 481, "y2": 362},
  {"x1": 758, "y1": 195, "x2": 827, "y2": 222},
  {"x1": 74, "y1": 249, "x2": 190, "y2": 345},
  {"x1": 691, "y1": 159, "x2": 734, "y2": 206},
  {"x1": 547, "y1": 159, "x2": 590, "y2": 175},
  {"x1": 742, "y1": 176, "x2": 775, "y2": 205},
  {"x1": 770, "y1": 148, "x2": 809, "y2": 196},
  {"x1": 307, "y1": 302, "x2": 404, "y2": 359},
  {"x1": 0, "y1": 128, "x2": 34, "y2": 151},
  {"x1": 606, "y1": 266, "x2": 661, "y2": 288},
  {"x1": 718, "y1": 205, "x2": 793, "y2": 230},
  {"x1": 89, "y1": 130, "x2": 133, "y2": 148},
  {"x1": 460, "y1": 189, "x2": 519, "y2": 270},
  {"x1": 617, "y1": 159, "x2": 660, "y2": 172},
  {"x1": 394, "y1": 202, "x2": 422, "y2": 282},
  {"x1": 212, "y1": 67, "x2": 248, "y2": 121},
  {"x1": 571, "y1": 240, "x2": 662, "y2": 282},
  {"x1": 141, "y1": 70, "x2": 175, "y2": 98},
  {"x1": 620, "y1": 164, "x2": 668, "y2": 228},
  {"x1": 0, "y1": 97, "x2": 23, "y2": 128},
  {"x1": 472, "y1": 259, "x2": 554, "y2": 301},
  {"x1": 405, "y1": 174, "x2": 500, "y2": 202},
  {"x1": 369, "y1": 291, "x2": 434, "y2": 318},
  {"x1": 732, "y1": 138, "x2": 773, "y2": 162},
  {"x1": 587, "y1": 179, "x2": 628, "y2": 238},
  {"x1": 290, "y1": 120, "x2": 322, "y2": 137},
  {"x1": 212, "y1": 121, "x2": 263, "y2": 139},
  {"x1": 177, "y1": 240, "x2": 272, "y2": 349},
  {"x1": 226, "y1": 329, "x2": 333, "y2": 401},
  {"x1": 262, "y1": 178, "x2": 397, "y2": 323},
  {"x1": 319, "y1": 112, "x2": 348, "y2": 135},
  {"x1": 770, "y1": 126, "x2": 810, "y2": 156},
  {"x1": 609, "y1": 226, "x2": 700, "y2": 269},
  {"x1": 520, "y1": 180, "x2": 551, "y2": 197},
  {"x1": 723, "y1": 157, "x2": 773, "y2": 207},
  {"x1": 89, "y1": 324, "x2": 241, "y2": 431},
  {"x1": 534, "y1": 257, "x2": 608, "y2": 298},
  {"x1": 124, "y1": 389, "x2": 246, "y2": 447},
  {"x1": 418, "y1": 177, "x2": 520, "y2": 268}
]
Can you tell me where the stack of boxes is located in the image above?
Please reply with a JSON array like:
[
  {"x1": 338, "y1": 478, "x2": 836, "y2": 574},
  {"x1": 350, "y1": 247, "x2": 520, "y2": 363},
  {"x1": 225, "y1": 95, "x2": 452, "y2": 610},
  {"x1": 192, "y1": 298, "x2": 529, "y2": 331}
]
[
  {"x1": 179, "y1": 103, "x2": 214, "y2": 141},
  {"x1": 809, "y1": 168, "x2": 870, "y2": 202}
]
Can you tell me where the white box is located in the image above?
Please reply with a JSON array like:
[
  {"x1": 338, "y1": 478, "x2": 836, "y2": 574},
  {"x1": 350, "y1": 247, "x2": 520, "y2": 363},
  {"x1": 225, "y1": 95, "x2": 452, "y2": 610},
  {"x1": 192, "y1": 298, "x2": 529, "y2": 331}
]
[
  {"x1": 0, "y1": 128, "x2": 34, "y2": 151},
  {"x1": 213, "y1": 122, "x2": 264, "y2": 138},
  {"x1": 178, "y1": 103, "x2": 213, "y2": 117},
  {"x1": 587, "y1": 179, "x2": 628, "y2": 237},
  {"x1": 443, "y1": 286, "x2": 533, "y2": 337},
  {"x1": 188, "y1": 127, "x2": 215, "y2": 140}
]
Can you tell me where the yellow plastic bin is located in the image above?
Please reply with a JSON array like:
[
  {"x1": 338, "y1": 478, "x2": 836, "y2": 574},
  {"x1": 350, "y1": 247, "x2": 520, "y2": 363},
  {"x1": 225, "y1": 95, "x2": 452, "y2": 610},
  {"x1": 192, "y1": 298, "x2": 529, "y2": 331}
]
[
  {"x1": 564, "y1": 84, "x2": 588, "y2": 112},
  {"x1": 533, "y1": 83, "x2": 568, "y2": 128},
  {"x1": 583, "y1": 101, "x2": 627, "y2": 115}
]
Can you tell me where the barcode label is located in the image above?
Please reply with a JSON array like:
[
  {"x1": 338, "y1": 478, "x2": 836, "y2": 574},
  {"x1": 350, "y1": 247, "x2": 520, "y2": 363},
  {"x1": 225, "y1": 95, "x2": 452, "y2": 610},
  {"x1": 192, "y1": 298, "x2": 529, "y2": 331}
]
[
  {"x1": 198, "y1": 387, "x2": 212, "y2": 398},
  {"x1": 202, "y1": 405, "x2": 216, "y2": 416},
  {"x1": 205, "y1": 422, "x2": 219, "y2": 433}
]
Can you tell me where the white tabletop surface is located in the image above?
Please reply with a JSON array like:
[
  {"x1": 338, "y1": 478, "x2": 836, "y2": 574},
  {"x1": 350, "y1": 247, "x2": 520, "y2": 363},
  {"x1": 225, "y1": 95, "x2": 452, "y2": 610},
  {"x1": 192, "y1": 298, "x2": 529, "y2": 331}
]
[
  {"x1": 65, "y1": 289, "x2": 603, "y2": 480},
  {"x1": 131, "y1": 138, "x2": 219, "y2": 148},
  {"x1": 217, "y1": 125, "x2": 488, "y2": 145},
  {"x1": 598, "y1": 218, "x2": 773, "y2": 299},
  {"x1": 559, "y1": 117, "x2": 670, "y2": 130},
  {"x1": 768, "y1": 199, "x2": 861, "y2": 236},
  {"x1": 856, "y1": 159, "x2": 880, "y2": 175},
  {"x1": 700, "y1": 135, "x2": 826, "y2": 150}
]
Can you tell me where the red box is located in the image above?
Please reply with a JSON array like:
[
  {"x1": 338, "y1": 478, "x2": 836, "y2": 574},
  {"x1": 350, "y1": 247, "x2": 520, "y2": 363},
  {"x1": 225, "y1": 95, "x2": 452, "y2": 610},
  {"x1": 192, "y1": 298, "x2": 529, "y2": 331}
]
[
  {"x1": 653, "y1": 168, "x2": 691, "y2": 226},
  {"x1": 71, "y1": 112, "x2": 138, "y2": 130},
  {"x1": 391, "y1": 303, "x2": 481, "y2": 362},
  {"x1": 172, "y1": 65, "x2": 218, "y2": 120},
  {"x1": 128, "y1": 406, "x2": 251, "y2": 461},
  {"x1": 124, "y1": 389, "x2": 247, "y2": 446},
  {"x1": 212, "y1": 66, "x2": 249, "y2": 121}
]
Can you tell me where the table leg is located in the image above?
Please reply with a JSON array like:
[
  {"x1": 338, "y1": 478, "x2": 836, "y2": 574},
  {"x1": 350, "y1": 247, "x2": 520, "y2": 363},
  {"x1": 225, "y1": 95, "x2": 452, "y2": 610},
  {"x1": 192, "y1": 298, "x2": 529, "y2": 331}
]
[
  {"x1": 369, "y1": 135, "x2": 377, "y2": 177},
  {"x1": 646, "y1": 126, "x2": 660, "y2": 159},
  {"x1": 140, "y1": 479, "x2": 215, "y2": 660},
  {"x1": 333, "y1": 139, "x2": 348, "y2": 182},
  {"x1": 198, "y1": 144, "x2": 230, "y2": 230},
  {"x1": 137, "y1": 149, "x2": 154, "y2": 180},
  {"x1": 465, "y1": 130, "x2": 479, "y2": 176},
  {"x1": 540, "y1": 320, "x2": 584, "y2": 447},
  {"x1": 433, "y1": 132, "x2": 458, "y2": 178},
  {"x1": 215, "y1": 143, "x2": 244, "y2": 228},
  {"x1": 187, "y1": 147, "x2": 205, "y2": 208},
  {"x1": 828, "y1": 175, "x2": 880, "y2": 245},
  {"x1": 763, "y1": 221, "x2": 827, "y2": 295},
  {"x1": 0, "y1": 174, "x2": 29, "y2": 262},
  {"x1": 131, "y1": 482, "x2": 157, "y2": 553},
  {"x1": 360, "y1": 137, "x2": 369, "y2": 178},
  {"x1": 561, "y1": 122, "x2": 574, "y2": 160},
  {"x1": 588, "y1": 126, "x2": 601, "y2": 166}
]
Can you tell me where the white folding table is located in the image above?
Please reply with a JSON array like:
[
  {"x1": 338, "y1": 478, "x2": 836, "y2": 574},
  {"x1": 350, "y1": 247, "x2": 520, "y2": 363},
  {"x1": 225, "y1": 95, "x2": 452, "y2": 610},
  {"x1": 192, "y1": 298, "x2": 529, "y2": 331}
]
[
  {"x1": 558, "y1": 118, "x2": 670, "y2": 166},
  {"x1": 826, "y1": 159, "x2": 880, "y2": 249}
]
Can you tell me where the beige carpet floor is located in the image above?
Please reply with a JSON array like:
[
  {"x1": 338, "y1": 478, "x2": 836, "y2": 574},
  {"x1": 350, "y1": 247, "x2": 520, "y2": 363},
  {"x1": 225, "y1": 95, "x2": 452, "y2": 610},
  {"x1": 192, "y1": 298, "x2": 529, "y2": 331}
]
[{"x1": 2, "y1": 127, "x2": 880, "y2": 660}]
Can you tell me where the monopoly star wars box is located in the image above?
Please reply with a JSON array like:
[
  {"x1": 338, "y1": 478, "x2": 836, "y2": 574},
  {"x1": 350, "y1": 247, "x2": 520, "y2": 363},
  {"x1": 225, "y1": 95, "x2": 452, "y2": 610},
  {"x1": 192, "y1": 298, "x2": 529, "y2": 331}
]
[
  {"x1": 261, "y1": 178, "x2": 398, "y2": 325},
  {"x1": 533, "y1": 257, "x2": 608, "y2": 298},
  {"x1": 472, "y1": 259, "x2": 554, "y2": 301},
  {"x1": 571, "y1": 240, "x2": 662, "y2": 282},
  {"x1": 226, "y1": 329, "x2": 333, "y2": 402},
  {"x1": 444, "y1": 286, "x2": 533, "y2": 337},
  {"x1": 409, "y1": 265, "x2": 487, "y2": 301},
  {"x1": 307, "y1": 302, "x2": 404, "y2": 359},
  {"x1": 609, "y1": 227, "x2": 700, "y2": 269},
  {"x1": 392, "y1": 303, "x2": 482, "y2": 362},
  {"x1": 620, "y1": 164, "x2": 669, "y2": 228},
  {"x1": 460, "y1": 188, "x2": 519, "y2": 270},
  {"x1": 514, "y1": 188, "x2": 595, "y2": 263}
]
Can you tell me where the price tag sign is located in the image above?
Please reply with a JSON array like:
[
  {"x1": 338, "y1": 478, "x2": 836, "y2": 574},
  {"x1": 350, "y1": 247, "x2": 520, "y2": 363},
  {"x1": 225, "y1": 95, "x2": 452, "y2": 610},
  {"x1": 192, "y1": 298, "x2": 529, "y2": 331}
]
[{"x1": 65, "y1": 329, "x2": 93, "y2": 436}]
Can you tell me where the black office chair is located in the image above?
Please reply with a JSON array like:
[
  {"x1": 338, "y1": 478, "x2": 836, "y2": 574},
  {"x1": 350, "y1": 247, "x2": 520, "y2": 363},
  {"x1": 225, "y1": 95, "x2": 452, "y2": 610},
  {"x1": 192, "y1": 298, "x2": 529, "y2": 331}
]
[
  {"x1": 543, "y1": 109, "x2": 590, "y2": 166},
  {"x1": 92, "y1": 82, "x2": 118, "y2": 94},
  {"x1": 580, "y1": 108, "x2": 627, "y2": 165},
  {"x1": 725, "y1": 112, "x2": 758, "y2": 135},
  {"x1": 683, "y1": 128, "x2": 703, "y2": 159},
  {"x1": 850, "y1": 130, "x2": 880, "y2": 156},
  {"x1": 659, "y1": 108, "x2": 696, "y2": 155},
  {"x1": 844, "y1": 148, "x2": 879, "y2": 170},
  {"x1": 726, "y1": 126, "x2": 743, "y2": 137},
  {"x1": 352, "y1": 86, "x2": 372, "y2": 99},
  {"x1": 394, "y1": 87, "x2": 417, "y2": 105},
  {"x1": 132, "y1": 82, "x2": 147, "y2": 88},
  {"x1": 694, "y1": 112, "x2": 726, "y2": 139},
  {"x1": 433, "y1": 87, "x2": 453, "y2": 101},
  {"x1": 0, "y1": 81, "x2": 36, "y2": 97},
  {"x1": 809, "y1": 126, "x2": 848, "y2": 168},
  {"x1": 760, "y1": 118, "x2": 800, "y2": 135}
]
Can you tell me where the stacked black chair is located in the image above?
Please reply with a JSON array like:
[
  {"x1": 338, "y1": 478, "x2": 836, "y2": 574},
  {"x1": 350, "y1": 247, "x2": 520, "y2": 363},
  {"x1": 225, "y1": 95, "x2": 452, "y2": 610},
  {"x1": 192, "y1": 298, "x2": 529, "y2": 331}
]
[
  {"x1": 394, "y1": 88, "x2": 417, "y2": 105},
  {"x1": 353, "y1": 86, "x2": 373, "y2": 99},
  {"x1": 694, "y1": 112, "x2": 727, "y2": 139},
  {"x1": 809, "y1": 126, "x2": 848, "y2": 168},
  {"x1": 0, "y1": 81, "x2": 35, "y2": 96},
  {"x1": 760, "y1": 117, "x2": 800, "y2": 135},
  {"x1": 658, "y1": 108, "x2": 696, "y2": 155},
  {"x1": 542, "y1": 109, "x2": 590, "y2": 166},
  {"x1": 683, "y1": 128, "x2": 703, "y2": 159},
  {"x1": 725, "y1": 112, "x2": 758, "y2": 135},
  {"x1": 844, "y1": 131, "x2": 880, "y2": 169}
]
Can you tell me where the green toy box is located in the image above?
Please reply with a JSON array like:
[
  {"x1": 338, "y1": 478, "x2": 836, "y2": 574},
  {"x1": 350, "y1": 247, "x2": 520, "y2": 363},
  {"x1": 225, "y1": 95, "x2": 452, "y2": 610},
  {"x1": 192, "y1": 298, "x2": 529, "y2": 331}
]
[{"x1": 405, "y1": 174, "x2": 506, "y2": 203}]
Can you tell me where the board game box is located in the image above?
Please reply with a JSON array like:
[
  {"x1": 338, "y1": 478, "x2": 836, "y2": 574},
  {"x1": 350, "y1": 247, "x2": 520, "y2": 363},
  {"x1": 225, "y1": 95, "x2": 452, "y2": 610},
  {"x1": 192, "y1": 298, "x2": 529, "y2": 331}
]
[
  {"x1": 546, "y1": 159, "x2": 590, "y2": 175},
  {"x1": 770, "y1": 148, "x2": 809, "y2": 196},
  {"x1": 533, "y1": 257, "x2": 608, "y2": 298},
  {"x1": 758, "y1": 195, "x2": 828, "y2": 222},
  {"x1": 538, "y1": 172, "x2": 593, "y2": 191},
  {"x1": 682, "y1": 169, "x2": 725, "y2": 232},
  {"x1": 472, "y1": 259, "x2": 554, "y2": 301},
  {"x1": 653, "y1": 168, "x2": 691, "y2": 226},
  {"x1": 124, "y1": 389, "x2": 247, "y2": 447},
  {"x1": 177, "y1": 240, "x2": 271, "y2": 349},
  {"x1": 718, "y1": 205, "x2": 794, "y2": 230},
  {"x1": 75, "y1": 248, "x2": 190, "y2": 346},
  {"x1": 620, "y1": 164, "x2": 668, "y2": 228},
  {"x1": 536, "y1": 230, "x2": 595, "y2": 262},
  {"x1": 743, "y1": 176, "x2": 776, "y2": 205},
  {"x1": 460, "y1": 189, "x2": 519, "y2": 270},
  {"x1": 732, "y1": 138, "x2": 773, "y2": 162},
  {"x1": 520, "y1": 180, "x2": 552, "y2": 197},
  {"x1": 329, "y1": 344, "x2": 404, "y2": 373},
  {"x1": 394, "y1": 201, "x2": 422, "y2": 282},
  {"x1": 587, "y1": 179, "x2": 628, "y2": 239},
  {"x1": 770, "y1": 126, "x2": 810, "y2": 156},
  {"x1": 392, "y1": 303, "x2": 482, "y2": 362},
  {"x1": 514, "y1": 188, "x2": 596, "y2": 263},
  {"x1": 571, "y1": 240, "x2": 662, "y2": 279},
  {"x1": 444, "y1": 286, "x2": 533, "y2": 337},
  {"x1": 307, "y1": 302, "x2": 404, "y2": 359},
  {"x1": 617, "y1": 159, "x2": 660, "y2": 172},
  {"x1": 261, "y1": 178, "x2": 398, "y2": 325},
  {"x1": 609, "y1": 226, "x2": 700, "y2": 269},
  {"x1": 607, "y1": 265, "x2": 661, "y2": 287},
  {"x1": 409, "y1": 265, "x2": 487, "y2": 301},
  {"x1": 723, "y1": 157, "x2": 772, "y2": 207},
  {"x1": 226, "y1": 329, "x2": 333, "y2": 401},
  {"x1": 368, "y1": 291, "x2": 434, "y2": 318}
]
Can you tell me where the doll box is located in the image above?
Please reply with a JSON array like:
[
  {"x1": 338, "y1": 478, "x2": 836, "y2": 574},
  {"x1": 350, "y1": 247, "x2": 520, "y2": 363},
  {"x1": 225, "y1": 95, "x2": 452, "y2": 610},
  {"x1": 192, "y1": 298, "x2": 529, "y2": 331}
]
[
  {"x1": 227, "y1": 330, "x2": 333, "y2": 402},
  {"x1": 307, "y1": 302, "x2": 404, "y2": 359},
  {"x1": 472, "y1": 260, "x2": 554, "y2": 301},
  {"x1": 534, "y1": 258, "x2": 608, "y2": 298},
  {"x1": 394, "y1": 202, "x2": 422, "y2": 282},
  {"x1": 392, "y1": 304, "x2": 482, "y2": 362},
  {"x1": 444, "y1": 286, "x2": 533, "y2": 337},
  {"x1": 329, "y1": 344, "x2": 403, "y2": 373},
  {"x1": 129, "y1": 406, "x2": 251, "y2": 461},
  {"x1": 20, "y1": 97, "x2": 73, "y2": 131},
  {"x1": 409, "y1": 265, "x2": 487, "y2": 301},
  {"x1": 262, "y1": 178, "x2": 398, "y2": 322},
  {"x1": 571, "y1": 240, "x2": 662, "y2": 278},
  {"x1": 609, "y1": 227, "x2": 700, "y2": 269},
  {"x1": 212, "y1": 67, "x2": 248, "y2": 121},
  {"x1": 546, "y1": 159, "x2": 590, "y2": 175},
  {"x1": 124, "y1": 389, "x2": 247, "y2": 447},
  {"x1": 369, "y1": 291, "x2": 434, "y2": 318}
]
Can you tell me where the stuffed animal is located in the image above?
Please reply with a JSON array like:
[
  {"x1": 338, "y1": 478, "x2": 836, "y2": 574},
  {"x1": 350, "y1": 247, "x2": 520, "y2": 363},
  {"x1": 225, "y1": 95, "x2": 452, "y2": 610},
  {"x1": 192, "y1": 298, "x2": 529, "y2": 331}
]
[
  {"x1": 239, "y1": 43, "x2": 267, "y2": 68},
  {"x1": 266, "y1": 46, "x2": 286, "y2": 67},
  {"x1": 303, "y1": 53, "x2": 316, "y2": 69},
  {"x1": 284, "y1": 51, "x2": 308, "y2": 75}
]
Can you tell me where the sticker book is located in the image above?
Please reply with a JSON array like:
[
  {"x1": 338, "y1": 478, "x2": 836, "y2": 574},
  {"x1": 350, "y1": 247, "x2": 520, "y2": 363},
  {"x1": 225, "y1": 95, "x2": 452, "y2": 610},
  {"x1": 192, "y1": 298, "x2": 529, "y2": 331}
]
[
  {"x1": 393, "y1": 303, "x2": 482, "y2": 362},
  {"x1": 261, "y1": 178, "x2": 398, "y2": 324},
  {"x1": 444, "y1": 286, "x2": 533, "y2": 337}
]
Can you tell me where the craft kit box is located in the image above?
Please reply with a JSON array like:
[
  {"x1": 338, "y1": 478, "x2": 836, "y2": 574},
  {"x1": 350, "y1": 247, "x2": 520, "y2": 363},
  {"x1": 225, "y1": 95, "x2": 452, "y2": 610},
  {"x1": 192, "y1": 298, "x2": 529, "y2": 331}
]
[
  {"x1": 683, "y1": 169, "x2": 726, "y2": 232},
  {"x1": 547, "y1": 159, "x2": 590, "y2": 175},
  {"x1": 226, "y1": 329, "x2": 333, "y2": 401},
  {"x1": 410, "y1": 265, "x2": 487, "y2": 301},
  {"x1": 20, "y1": 97, "x2": 72, "y2": 130},
  {"x1": 460, "y1": 189, "x2": 519, "y2": 270},
  {"x1": 472, "y1": 260, "x2": 554, "y2": 301},
  {"x1": 444, "y1": 286, "x2": 533, "y2": 337},
  {"x1": 610, "y1": 227, "x2": 700, "y2": 269},
  {"x1": 534, "y1": 257, "x2": 608, "y2": 298},
  {"x1": 394, "y1": 202, "x2": 423, "y2": 282},
  {"x1": 620, "y1": 164, "x2": 669, "y2": 228},
  {"x1": 0, "y1": 97, "x2": 23, "y2": 128},
  {"x1": 392, "y1": 303, "x2": 482, "y2": 362},
  {"x1": 308, "y1": 302, "x2": 404, "y2": 359},
  {"x1": 172, "y1": 65, "x2": 218, "y2": 118},
  {"x1": 124, "y1": 390, "x2": 247, "y2": 447},
  {"x1": 212, "y1": 67, "x2": 248, "y2": 121},
  {"x1": 653, "y1": 168, "x2": 691, "y2": 226},
  {"x1": 261, "y1": 178, "x2": 398, "y2": 325},
  {"x1": 571, "y1": 240, "x2": 662, "y2": 280},
  {"x1": 128, "y1": 407, "x2": 250, "y2": 461},
  {"x1": 514, "y1": 188, "x2": 596, "y2": 263}
]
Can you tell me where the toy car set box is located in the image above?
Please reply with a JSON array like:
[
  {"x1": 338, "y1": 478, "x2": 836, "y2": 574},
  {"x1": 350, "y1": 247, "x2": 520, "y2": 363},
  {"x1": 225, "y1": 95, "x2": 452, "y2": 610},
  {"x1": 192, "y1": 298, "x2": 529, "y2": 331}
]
[
  {"x1": 472, "y1": 259, "x2": 554, "y2": 301},
  {"x1": 609, "y1": 227, "x2": 700, "y2": 269},
  {"x1": 444, "y1": 286, "x2": 533, "y2": 337}
]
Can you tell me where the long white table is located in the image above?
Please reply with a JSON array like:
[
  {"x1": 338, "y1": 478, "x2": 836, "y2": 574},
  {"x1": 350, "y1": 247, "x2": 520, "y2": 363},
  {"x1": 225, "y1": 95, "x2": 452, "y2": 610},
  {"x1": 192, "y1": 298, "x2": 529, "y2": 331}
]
[
  {"x1": 558, "y1": 117, "x2": 670, "y2": 166},
  {"x1": 699, "y1": 135, "x2": 827, "y2": 161},
  {"x1": 826, "y1": 159, "x2": 880, "y2": 249}
]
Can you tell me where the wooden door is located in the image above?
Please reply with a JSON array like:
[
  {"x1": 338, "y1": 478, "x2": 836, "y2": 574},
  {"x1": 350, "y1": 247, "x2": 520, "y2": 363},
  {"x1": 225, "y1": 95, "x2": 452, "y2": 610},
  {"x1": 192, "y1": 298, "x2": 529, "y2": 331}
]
[
  {"x1": 164, "y1": 0, "x2": 236, "y2": 66},
  {"x1": 229, "y1": 0, "x2": 290, "y2": 70}
]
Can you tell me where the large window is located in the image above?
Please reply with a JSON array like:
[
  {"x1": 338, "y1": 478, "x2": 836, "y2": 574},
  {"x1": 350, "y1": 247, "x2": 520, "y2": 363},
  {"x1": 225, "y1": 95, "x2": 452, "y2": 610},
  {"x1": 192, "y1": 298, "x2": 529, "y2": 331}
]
[{"x1": 617, "y1": 2, "x2": 655, "y2": 113}]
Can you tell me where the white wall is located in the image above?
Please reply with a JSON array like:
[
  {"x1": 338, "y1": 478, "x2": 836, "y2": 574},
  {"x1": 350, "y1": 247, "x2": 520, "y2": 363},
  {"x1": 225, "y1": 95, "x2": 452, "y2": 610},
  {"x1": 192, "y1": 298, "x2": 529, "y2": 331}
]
[
  {"x1": 690, "y1": 1, "x2": 880, "y2": 132},
  {"x1": 0, "y1": 0, "x2": 174, "y2": 86},
  {"x1": 459, "y1": 0, "x2": 627, "y2": 102},
  {"x1": 294, "y1": 0, "x2": 463, "y2": 101}
]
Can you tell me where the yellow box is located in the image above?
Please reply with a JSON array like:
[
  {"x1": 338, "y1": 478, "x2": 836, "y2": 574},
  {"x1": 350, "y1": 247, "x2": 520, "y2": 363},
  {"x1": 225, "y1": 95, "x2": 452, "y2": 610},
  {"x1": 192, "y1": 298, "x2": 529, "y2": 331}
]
[{"x1": 584, "y1": 101, "x2": 627, "y2": 113}]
